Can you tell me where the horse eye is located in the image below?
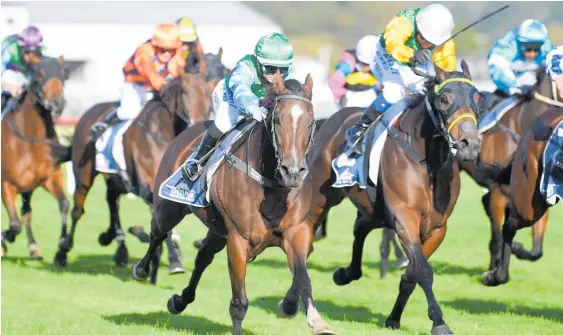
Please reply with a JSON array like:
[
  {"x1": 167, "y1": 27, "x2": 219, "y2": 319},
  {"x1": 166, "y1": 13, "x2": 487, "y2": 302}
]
[
  {"x1": 440, "y1": 95, "x2": 449, "y2": 105},
  {"x1": 273, "y1": 116, "x2": 280, "y2": 124}
]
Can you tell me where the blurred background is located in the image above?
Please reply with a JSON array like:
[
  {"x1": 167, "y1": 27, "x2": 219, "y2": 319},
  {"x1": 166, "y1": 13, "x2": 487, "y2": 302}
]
[{"x1": 2, "y1": 1, "x2": 562, "y2": 119}]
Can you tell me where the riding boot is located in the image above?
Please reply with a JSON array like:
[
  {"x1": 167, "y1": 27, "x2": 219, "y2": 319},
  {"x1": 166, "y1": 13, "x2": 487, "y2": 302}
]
[
  {"x1": 345, "y1": 94, "x2": 391, "y2": 154},
  {"x1": 181, "y1": 123, "x2": 223, "y2": 181},
  {"x1": 90, "y1": 110, "x2": 121, "y2": 141},
  {"x1": 166, "y1": 230, "x2": 185, "y2": 274}
]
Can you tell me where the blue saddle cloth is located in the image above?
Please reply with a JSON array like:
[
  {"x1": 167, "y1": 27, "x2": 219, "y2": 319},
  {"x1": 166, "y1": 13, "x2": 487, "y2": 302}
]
[
  {"x1": 478, "y1": 96, "x2": 521, "y2": 133},
  {"x1": 158, "y1": 121, "x2": 254, "y2": 207},
  {"x1": 540, "y1": 119, "x2": 563, "y2": 206},
  {"x1": 94, "y1": 120, "x2": 129, "y2": 173}
]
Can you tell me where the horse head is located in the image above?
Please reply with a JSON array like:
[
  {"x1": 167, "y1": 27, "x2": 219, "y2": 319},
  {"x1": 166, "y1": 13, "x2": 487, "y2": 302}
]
[
  {"x1": 267, "y1": 72, "x2": 315, "y2": 188},
  {"x1": 424, "y1": 60, "x2": 481, "y2": 162},
  {"x1": 29, "y1": 55, "x2": 68, "y2": 116}
]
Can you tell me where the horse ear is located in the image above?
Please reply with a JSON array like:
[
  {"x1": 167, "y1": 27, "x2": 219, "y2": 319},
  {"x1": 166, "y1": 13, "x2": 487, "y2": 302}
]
[
  {"x1": 274, "y1": 70, "x2": 285, "y2": 94},
  {"x1": 434, "y1": 63, "x2": 447, "y2": 82},
  {"x1": 218, "y1": 47, "x2": 223, "y2": 59},
  {"x1": 461, "y1": 59, "x2": 472, "y2": 80},
  {"x1": 57, "y1": 55, "x2": 65, "y2": 63},
  {"x1": 304, "y1": 74, "x2": 313, "y2": 97}
]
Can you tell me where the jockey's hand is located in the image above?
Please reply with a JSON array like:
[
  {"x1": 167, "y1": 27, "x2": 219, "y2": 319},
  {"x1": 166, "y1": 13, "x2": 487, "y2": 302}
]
[
  {"x1": 519, "y1": 85, "x2": 535, "y2": 98},
  {"x1": 246, "y1": 104, "x2": 268, "y2": 122},
  {"x1": 409, "y1": 49, "x2": 433, "y2": 67}
]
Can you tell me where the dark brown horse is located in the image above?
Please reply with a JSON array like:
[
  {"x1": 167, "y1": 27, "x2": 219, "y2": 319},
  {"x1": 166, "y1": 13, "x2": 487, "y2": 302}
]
[
  {"x1": 132, "y1": 74, "x2": 334, "y2": 335},
  {"x1": 1, "y1": 56, "x2": 68, "y2": 259},
  {"x1": 51, "y1": 70, "x2": 209, "y2": 268},
  {"x1": 481, "y1": 107, "x2": 563, "y2": 286},
  {"x1": 461, "y1": 68, "x2": 563, "y2": 271},
  {"x1": 299, "y1": 61, "x2": 481, "y2": 335}
]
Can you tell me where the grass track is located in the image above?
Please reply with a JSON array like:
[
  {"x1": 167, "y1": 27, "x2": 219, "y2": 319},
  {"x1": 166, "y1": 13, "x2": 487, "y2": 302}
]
[{"x1": 2, "y1": 173, "x2": 563, "y2": 335}]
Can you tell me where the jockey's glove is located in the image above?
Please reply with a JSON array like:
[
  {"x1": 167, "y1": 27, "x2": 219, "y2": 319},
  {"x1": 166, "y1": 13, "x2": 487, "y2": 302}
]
[
  {"x1": 519, "y1": 85, "x2": 535, "y2": 98},
  {"x1": 409, "y1": 49, "x2": 433, "y2": 68},
  {"x1": 246, "y1": 104, "x2": 268, "y2": 122}
]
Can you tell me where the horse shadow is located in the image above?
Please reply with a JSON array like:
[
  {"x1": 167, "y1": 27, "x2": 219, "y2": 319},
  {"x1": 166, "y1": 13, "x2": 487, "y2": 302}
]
[
  {"x1": 2, "y1": 254, "x2": 140, "y2": 283},
  {"x1": 251, "y1": 295, "x2": 388, "y2": 325},
  {"x1": 103, "y1": 311, "x2": 258, "y2": 335},
  {"x1": 443, "y1": 298, "x2": 563, "y2": 324},
  {"x1": 252, "y1": 257, "x2": 483, "y2": 277}
]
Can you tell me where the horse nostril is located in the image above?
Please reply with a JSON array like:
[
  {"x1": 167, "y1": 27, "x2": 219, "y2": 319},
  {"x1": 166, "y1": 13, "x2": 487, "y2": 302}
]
[
  {"x1": 459, "y1": 138, "x2": 469, "y2": 149},
  {"x1": 280, "y1": 165, "x2": 291, "y2": 176}
]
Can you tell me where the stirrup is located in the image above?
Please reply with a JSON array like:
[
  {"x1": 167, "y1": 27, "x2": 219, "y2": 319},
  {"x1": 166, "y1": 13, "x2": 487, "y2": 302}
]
[{"x1": 182, "y1": 159, "x2": 201, "y2": 181}]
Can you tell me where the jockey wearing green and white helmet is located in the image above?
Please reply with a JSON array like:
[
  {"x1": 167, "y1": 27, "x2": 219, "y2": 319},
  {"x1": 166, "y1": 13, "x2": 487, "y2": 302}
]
[{"x1": 182, "y1": 32, "x2": 297, "y2": 180}]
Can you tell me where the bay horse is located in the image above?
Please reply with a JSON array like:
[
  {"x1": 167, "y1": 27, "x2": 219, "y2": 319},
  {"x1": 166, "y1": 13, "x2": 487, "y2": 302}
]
[
  {"x1": 132, "y1": 74, "x2": 334, "y2": 335},
  {"x1": 51, "y1": 69, "x2": 209, "y2": 268},
  {"x1": 460, "y1": 67, "x2": 563, "y2": 271},
  {"x1": 1, "y1": 56, "x2": 68, "y2": 259},
  {"x1": 481, "y1": 107, "x2": 563, "y2": 286},
  {"x1": 298, "y1": 61, "x2": 480, "y2": 335}
]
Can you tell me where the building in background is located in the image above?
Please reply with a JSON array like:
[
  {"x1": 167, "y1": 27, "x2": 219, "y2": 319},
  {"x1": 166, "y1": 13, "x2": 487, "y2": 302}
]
[{"x1": 1, "y1": 1, "x2": 282, "y2": 116}]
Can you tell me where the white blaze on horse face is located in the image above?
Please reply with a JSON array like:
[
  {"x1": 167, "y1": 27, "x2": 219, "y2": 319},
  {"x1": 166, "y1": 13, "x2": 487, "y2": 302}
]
[{"x1": 290, "y1": 104, "x2": 305, "y2": 163}]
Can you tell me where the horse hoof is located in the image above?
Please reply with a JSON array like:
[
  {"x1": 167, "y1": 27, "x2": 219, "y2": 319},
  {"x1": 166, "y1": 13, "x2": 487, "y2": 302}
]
[
  {"x1": 481, "y1": 271, "x2": 503, "y2": 287},
  {"x1": 192, "y1": 239, "x2": 203, "y2": 250},
  {"x1": 384, "y1": 319, "x2": 400, "y2": 329},
  {"x1": 29, "y1": 253, "x2": 43, "y2": 260},
  {"x1": 169, "y1": 262, "x2": 185, "y2": 275},
  {"x1": 432, "y1": 324, "x2": 454, "y2": 335},
  {"x1": 332, "y1": 267, "x2": 359, "y2": 286},
  {"x1": 114, "y1": 245, "x2": 129, "y2": 267},
  {"x1": 277, "y1": 299, "x2": 298, "y2": 319},
  {"x1": 54, "y1": 251, "x2": 67, "y2": 268},
  {"x1": 1, "y1": 241, "x2": 7, "y2": 257},
  {"x1": 98, "y1": 231, "x2": 115, "y2": 246},
  {"x1": 312, "y1": 321, "x2": 335, "y2": 335},
  {"x1": 167, "y1": 294, "x2": 185, "y2": 314},
  {"x1": 396, "y1": 257, "x2": 409, "y2": 269},
  {"x1": 131, "y1": 261, "x2": 149, "y2": 281}
]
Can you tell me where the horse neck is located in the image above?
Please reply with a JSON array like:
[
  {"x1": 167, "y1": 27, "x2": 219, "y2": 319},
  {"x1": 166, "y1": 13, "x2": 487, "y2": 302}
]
[
  {"x1": 404, "y1": 102, "x2": 452, "y2": 170},
  {"x1": 141, "y1": 100, "x2": 176, "y2": 140},
  {"x1": 15, "y1": 95, "x2": 56, "y2": 139},
  {"x1": 516, "y1": 75, "x2": 557, "y2": 134}
]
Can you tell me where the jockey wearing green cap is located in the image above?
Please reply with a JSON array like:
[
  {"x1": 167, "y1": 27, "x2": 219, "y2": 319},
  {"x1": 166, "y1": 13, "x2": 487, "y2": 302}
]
[{"x1": 181, "y1": 32, "x2": 296, "y2": 180}]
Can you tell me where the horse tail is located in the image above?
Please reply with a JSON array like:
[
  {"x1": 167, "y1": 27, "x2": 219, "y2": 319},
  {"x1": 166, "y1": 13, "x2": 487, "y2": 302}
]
[
  {"x1": 49, "y1": 140, "x2": 72, "y2": 165},
  {"x1": 473, "y1": 159, "x2": 513, "y2": 186}
]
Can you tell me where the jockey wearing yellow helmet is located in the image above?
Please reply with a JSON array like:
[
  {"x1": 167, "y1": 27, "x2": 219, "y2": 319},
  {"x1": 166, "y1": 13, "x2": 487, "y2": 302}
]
[{"x1": 176, "y1": 17, "x2": 205, "y2": 72}]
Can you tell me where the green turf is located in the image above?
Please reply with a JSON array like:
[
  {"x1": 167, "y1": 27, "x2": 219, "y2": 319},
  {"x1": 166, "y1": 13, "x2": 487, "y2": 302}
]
[{"x1": 2, "y1": 173, "x2": 563, "y2": 335}]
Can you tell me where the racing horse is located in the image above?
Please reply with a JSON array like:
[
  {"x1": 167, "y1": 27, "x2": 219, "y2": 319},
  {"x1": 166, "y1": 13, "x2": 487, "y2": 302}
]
[
  {"x1": 132, "y1": 73, "x2": 334, "y2": 335},
  {"x1": 297, "y1": 61, "x2": 480, "y2": 335},
  {"x1": 51, "y1": 67, "x2": 209, "y2": 268},
  {"x1": 461, "y1": 67, "x2": 563, "y2": 271},
  {"x1": 1, "y1": 56, "x2": 68, "y2": 259},
  {"x1": 481, "y1": 107, "x2": 563, "y2": 286}
]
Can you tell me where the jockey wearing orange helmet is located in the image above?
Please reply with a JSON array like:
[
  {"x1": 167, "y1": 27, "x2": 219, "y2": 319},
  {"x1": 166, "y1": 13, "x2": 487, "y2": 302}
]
[{"x1": 90, "y1": 23, "x2": 186, "y2": 139}]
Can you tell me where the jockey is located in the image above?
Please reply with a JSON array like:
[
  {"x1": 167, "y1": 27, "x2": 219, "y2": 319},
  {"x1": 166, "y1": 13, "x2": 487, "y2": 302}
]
[
  {"x1": 181, "y1": 32, "x2": 296, "y2": 180},
  {"x1": 1, "y1": 26, "x2": 44, "y2": 114},
  {"x1": 90, "y1": 23, "x2": 186, "y2": 139},
  {"x1": 176, "y1": 17, "x2": 205, "y2": 73},
  {"x1": 487, "y1": 19, "x2": 554, "y2": 98},
  {"x1": 328, "y1": 35, "x2": 380, "y2": 108},
  {"x1": 546, "y1": 45, "x2": 563, "y2": 100},
  {"x1": 346, "y1": 4, "x2": 456, "y2": 150}
]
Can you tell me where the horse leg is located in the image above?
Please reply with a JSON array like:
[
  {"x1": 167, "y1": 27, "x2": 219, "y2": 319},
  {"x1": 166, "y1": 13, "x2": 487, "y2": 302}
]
[
  {"x1": 42, "y1": 172, "x2": 71, "y2": 260},
  {"x1": 283, "y1": 224, "x2": 333, "y2": 335},
  {"x1": 166, "y1": 230, "x2": 185, "y2": 274},
  {"x1": 314, "y1": 215, "x2": 328, "y2": 241},
  {"x1": 481, "y1": 211, "x2": 519, "y2": 286},
  {"x1": 483, "y1": 188, "x2": 507, "y2": 270},
  {"x1": 226, "y1": 231, "x2": 249, "y2": 335},
  {"x1": 131, "y1": 199, "x2": 186, "y2": 281},
  {"x1": 512, "y1": 210, "x2": 548, "y2": 261},
  {"x1": 103, "y1": 180, "x2": 128, "y2": 267},
  {"x1": 1, "y1": 181, "x2": 21, "y2": 255},
  {"x1": 380, "y1": 227, "x2": 393, "y2": 279},
  {"x1": 333, "y1": 213, "x2": 374, "y2": 285},
  {"x1": 55, "y1": 184, "x2": 88, "y2": 267},
  {"x1": 386, "y1": 217, "x2": 452, "y2": 335},
  {"x1": 167, "y1": 230, "x2": 227, "y2": 311},
  {"x1": 20, "y1": 191, "x2": 41, "y2": 260},
  {"x1": 391, "y1": 230, "x2": 409, "y2": 269}
]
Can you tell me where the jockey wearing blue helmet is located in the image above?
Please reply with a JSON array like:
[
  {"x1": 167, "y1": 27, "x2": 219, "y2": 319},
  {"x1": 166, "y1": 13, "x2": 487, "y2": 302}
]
[{"x1": 487, "y1": 19, "x2": 555, "y2": 97}]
